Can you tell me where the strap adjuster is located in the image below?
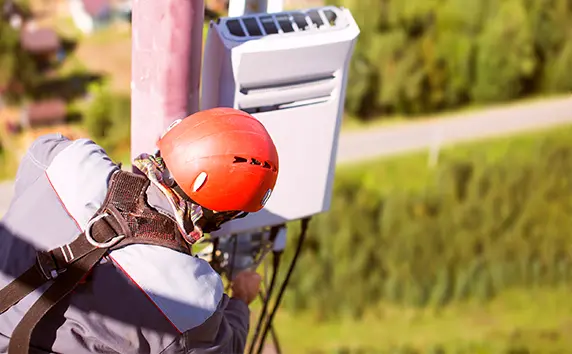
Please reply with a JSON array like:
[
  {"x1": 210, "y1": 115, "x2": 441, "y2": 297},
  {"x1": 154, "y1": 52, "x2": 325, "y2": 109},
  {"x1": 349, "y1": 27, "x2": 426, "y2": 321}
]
[{"x1": 36, "y1": 251, "x2": 65, "y2": 280}]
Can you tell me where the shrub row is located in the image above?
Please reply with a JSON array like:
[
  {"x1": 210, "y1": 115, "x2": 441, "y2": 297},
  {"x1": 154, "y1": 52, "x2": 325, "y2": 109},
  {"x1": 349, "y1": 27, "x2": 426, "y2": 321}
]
[{"x1": 283, "y1": 128, "x2": 572, "y2": 319}]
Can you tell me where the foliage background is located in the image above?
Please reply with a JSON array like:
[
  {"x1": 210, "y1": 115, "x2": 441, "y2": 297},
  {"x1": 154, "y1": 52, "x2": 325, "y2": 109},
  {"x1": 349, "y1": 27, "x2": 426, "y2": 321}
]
[
  {"x1": 284, "y1": 126, "x2": 572, "y2": 318},
  {"x1": 266, "y1": 126, "x2": 572, "y2": 352},
  {"x1": 333, "y1": 0, "x2": 572, "y2": 120}
]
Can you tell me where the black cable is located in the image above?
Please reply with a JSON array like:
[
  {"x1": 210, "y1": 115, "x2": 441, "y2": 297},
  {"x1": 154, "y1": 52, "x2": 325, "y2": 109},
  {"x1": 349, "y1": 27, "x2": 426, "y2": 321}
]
[
  {"x1": 210, "y1": 236, "x2": 219, "y2": 268},
  {"x1": 247, "y1": 226, "x2": 283, "y2": 354},
  {"x1": 256, "y1": 291, "x2": 282, "y2": 353},
  {"x1": 255, "y1": 217, "x2": 311, "y2": 354},
  {"x1": 225, "y1": 234, "x2": 238, "y2": 292},
  {"x1": 248, "y1": 251, "x2": 280, "y2": 354}
]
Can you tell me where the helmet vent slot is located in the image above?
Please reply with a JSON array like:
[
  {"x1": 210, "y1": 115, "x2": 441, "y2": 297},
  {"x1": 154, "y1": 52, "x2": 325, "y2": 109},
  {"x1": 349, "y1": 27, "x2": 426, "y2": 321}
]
[
  {"x1": 233, "y1": 156, "x2": 248, "y2": 163},
  {"x1": 233, "y1": 156, "x2": 277, "y2": 172}
]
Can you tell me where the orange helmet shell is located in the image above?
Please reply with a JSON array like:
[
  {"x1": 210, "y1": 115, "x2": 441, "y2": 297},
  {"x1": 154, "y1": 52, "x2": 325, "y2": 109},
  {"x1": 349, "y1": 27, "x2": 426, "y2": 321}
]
[{"x1": 157, "y1": 108, "x2": 279, "y2": 213}]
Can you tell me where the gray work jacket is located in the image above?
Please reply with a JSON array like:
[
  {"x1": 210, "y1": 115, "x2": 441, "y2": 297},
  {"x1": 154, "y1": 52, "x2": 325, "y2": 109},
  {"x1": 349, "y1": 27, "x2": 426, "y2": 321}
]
[{"x1": 0, "y1": 134, "x2": 249, "y2": 353}]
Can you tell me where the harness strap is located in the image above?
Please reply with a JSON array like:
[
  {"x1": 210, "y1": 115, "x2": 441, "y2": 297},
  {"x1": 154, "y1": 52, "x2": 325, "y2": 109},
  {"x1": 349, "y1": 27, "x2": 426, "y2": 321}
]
[
  {"x1": 8, "y1": 248, "x2": 108, "y2": 353},
  {"x1": 0, "y1": 267, "x2": 46, "y2": 315},
  {"x1": 0, "y1": 213, "x2": 124, "y2": 315},
  {"x1": 0, "y1": 170, "x2": 192, "y2": 353}
]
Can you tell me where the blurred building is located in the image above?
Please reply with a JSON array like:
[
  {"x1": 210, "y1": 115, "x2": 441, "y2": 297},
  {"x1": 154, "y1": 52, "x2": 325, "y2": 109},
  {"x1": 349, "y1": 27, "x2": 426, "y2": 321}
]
[
  {"x1": 19, "y1": 26, "x2": 66, "y2": 71},
  {"x1": 20, "y1": 27, "x2": 61, "y2": 57},
  {"x1": 68, "y1": 0, "x2": 112, "y2": 34},
  {"x1": 20, "y1": 99, "x2": 67, "y2": 129}
]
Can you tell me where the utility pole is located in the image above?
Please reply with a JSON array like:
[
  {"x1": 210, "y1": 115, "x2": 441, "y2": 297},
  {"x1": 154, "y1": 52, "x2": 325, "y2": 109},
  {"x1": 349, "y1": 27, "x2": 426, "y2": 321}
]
[{"x1": 130, "y1": 0, "x2": 205, "y2": 163}]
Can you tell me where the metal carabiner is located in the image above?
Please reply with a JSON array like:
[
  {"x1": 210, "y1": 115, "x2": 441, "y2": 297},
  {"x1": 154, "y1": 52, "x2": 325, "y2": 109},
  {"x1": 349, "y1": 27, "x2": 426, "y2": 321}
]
[{"x1": 84, "y1": 213, "x2": 126, "y2": 248}]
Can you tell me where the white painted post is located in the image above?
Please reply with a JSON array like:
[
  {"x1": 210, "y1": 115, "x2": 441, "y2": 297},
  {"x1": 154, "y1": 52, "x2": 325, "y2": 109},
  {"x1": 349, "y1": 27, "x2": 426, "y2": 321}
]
[
  {"x1": 265, "y1": 0, "x2": 283, "y2": 13},
  {"x1": 228, "y1": 0, "x2": 283, "y2": 17},
  {"x1": 428, "y1": 125, "x2": 443, "y2": 168},
  {"x1": 228, "y1": 0, "x2": 247, "y2": 16}
]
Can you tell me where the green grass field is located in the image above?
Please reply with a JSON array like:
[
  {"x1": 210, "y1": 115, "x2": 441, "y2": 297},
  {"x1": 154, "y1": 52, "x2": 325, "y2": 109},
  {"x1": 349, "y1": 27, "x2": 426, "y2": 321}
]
[{"x1": 263, "y1": 287, "x2": 572, "y2": 353}]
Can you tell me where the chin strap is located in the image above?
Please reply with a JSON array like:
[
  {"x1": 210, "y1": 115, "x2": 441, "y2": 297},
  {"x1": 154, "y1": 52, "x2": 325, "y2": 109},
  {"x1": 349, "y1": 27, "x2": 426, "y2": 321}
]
[
  {"x1": 133, "y1": 153, "x2": 253, "y2": 242},
  {"x1": 133, "y1": 153, "x2": 205, "y2": 243}
]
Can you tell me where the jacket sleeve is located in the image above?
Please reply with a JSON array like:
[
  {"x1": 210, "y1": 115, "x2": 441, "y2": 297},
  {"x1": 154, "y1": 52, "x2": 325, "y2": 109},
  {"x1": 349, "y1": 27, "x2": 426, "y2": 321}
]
[
  {"x1": 217, "y1": 297, "x2": 251, "y2": 352},
  {"x1": 12, "y1": 134, "x2": 73, "y2": 197},
  {"x1": 159, "y1": 295, "x2": 251, "y2": 354}
]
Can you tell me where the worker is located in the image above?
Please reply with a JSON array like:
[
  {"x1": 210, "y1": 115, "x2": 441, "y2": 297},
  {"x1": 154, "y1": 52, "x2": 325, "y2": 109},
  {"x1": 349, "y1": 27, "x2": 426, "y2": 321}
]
[{"x1": 0, "y1": 107, "x2": 279, "y2": 354}]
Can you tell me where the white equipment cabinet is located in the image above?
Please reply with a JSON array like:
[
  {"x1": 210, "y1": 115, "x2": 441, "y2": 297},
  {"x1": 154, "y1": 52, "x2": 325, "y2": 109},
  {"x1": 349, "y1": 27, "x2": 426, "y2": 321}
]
[{"x1": 201, "y1": 6, "x2": 360, "y2": 235}]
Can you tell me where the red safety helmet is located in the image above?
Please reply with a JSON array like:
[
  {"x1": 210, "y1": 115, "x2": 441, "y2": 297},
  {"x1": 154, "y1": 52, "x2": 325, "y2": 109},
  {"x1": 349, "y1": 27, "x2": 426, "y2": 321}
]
[{"x1": 157, "y1": 107, "x2": 279, "y2": 213}]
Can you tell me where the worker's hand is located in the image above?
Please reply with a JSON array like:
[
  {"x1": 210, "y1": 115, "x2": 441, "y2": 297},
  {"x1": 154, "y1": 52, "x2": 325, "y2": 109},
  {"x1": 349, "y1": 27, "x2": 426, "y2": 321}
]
[{"x1": 231, "y1": 270, "x2": 261, "y2": 305}]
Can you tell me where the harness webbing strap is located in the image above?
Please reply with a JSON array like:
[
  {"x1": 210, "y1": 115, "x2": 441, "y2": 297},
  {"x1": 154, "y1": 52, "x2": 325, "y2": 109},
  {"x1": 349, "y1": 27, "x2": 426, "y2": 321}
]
[
  {"x1": 0, "y1": 266, "x2": 47, "y2": 315},
  {"x1": 8, "y1": 248, "x2": 108, "y2": 354},
  {"x1": 0, "y1": 170, "x2": 192, "y2": 353},
  {"x1": 0, "y1": 213, "x2": 123, "y2": 315}
]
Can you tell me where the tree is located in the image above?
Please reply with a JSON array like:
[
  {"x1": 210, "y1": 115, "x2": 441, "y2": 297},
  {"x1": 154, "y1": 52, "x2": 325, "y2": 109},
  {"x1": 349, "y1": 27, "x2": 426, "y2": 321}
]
[
  {"x1": 332, "y1": 0, "x2": 572, "y2": 120},
  {"x1": 471, "y1": 0, "x2": 537, "y2": 102},
  {"x1": 83, "y1": 81, "x2": 130, "y2": 158},
  {"x1": 0, "y1": 0, "x2": 40, "y2": 102}
]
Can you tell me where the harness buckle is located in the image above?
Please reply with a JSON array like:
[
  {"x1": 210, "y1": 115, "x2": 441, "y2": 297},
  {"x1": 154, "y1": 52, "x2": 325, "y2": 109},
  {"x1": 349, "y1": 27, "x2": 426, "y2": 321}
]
[
  {"x1": 85, "y1": 213, "x2": 126, "y2": 248},
  {"x1": 36, "y1": 251, "x2": 66, "y2": 280}
]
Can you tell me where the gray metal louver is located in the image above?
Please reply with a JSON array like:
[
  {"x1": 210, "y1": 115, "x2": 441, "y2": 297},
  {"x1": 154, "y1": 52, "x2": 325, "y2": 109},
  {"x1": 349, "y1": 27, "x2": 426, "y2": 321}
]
[{"x1": 221, "y1": 6, "x2": 344, "y2": 39}]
